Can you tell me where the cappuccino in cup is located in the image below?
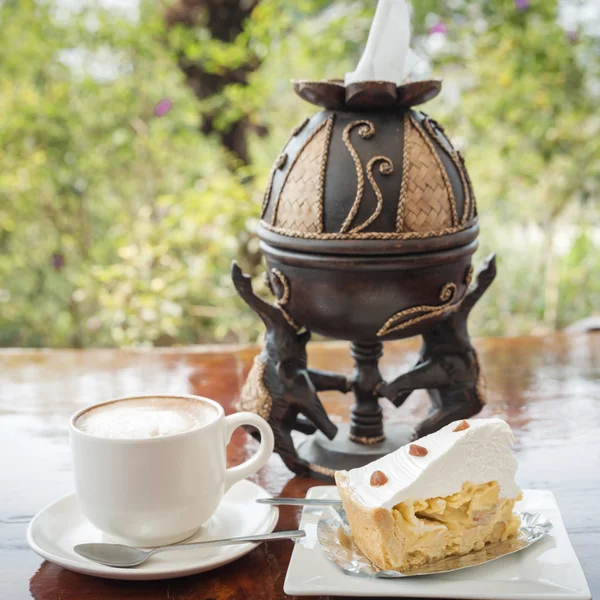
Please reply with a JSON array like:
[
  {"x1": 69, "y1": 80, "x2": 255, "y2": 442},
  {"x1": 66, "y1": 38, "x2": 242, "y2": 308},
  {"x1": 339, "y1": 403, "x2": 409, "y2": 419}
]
[
  {"x1": 75, "y1": 396, "x2": 218, "y2": 439},
  {"x1": 70, "y1": 394, "x2": 274, "y2": 547}
]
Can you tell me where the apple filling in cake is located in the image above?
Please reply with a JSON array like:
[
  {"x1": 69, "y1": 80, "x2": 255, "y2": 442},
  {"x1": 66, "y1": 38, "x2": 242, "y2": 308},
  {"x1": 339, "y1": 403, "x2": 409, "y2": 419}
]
[
  {"x1": 338, "y1": 478, "x2": 521, "y2": 570},
  {"x1": 335, "y1": 418, "x2": 522, "y2": 571}
]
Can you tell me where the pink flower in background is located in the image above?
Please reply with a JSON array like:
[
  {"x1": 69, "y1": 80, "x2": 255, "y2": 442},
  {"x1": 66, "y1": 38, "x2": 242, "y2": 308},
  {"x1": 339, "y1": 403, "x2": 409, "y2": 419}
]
[
  {"x1": 51, "y1": 253, "x2": 65, "y2": 272},
  {"x1": 515, "y1": 0, "x2": 530, "y2": 11},
  {"x1": 566, "y1": 30, "x2": 579, "y2": 43},
  {"x1": 429, "y1": 21, "x2": 448, "y2": 35},
  {"x1": 153, "y1": 98, "x2": 172, "y2": 117}
]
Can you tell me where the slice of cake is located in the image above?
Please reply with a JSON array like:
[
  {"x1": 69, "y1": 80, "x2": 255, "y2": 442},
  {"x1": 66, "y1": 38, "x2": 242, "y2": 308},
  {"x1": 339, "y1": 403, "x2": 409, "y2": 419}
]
[{"x1": 335, "y1": 418, "x2": 522, "y2": 571}]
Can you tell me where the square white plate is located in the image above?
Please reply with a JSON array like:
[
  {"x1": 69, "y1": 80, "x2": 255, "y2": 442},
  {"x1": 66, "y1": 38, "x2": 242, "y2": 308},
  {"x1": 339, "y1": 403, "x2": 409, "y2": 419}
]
[{"x1": 284, "y1": 487, "x2": 591, "y2": 599}]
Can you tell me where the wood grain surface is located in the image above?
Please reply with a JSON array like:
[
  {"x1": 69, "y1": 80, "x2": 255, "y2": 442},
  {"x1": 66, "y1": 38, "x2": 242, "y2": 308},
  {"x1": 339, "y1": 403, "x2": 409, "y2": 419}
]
[{"x1": 1, "y1": 332, "x2": 598, "y2": 599}]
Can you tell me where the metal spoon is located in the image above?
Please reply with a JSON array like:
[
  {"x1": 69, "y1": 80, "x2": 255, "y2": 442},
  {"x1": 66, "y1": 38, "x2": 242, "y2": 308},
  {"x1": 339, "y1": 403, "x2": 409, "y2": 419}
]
[
  {"x1": 74, "y1": 529, "x2": 305, "y2": 568},
  {"x1": 257, "y1": 497, "x2": 342, "y2": 507}
]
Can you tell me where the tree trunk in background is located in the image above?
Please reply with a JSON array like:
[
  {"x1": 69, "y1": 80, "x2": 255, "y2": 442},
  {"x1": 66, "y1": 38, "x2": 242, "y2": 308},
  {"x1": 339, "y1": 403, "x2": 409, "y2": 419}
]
[
  {"x1": 164, "y1": 0, "x2": 261, "y2": 166},
  {"x1": 164, "y1": 0, "x2": 265, "y2": 281}
]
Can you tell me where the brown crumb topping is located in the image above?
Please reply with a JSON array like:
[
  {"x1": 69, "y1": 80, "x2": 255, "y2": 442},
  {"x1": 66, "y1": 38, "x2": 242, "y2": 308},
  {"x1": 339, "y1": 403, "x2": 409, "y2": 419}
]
[
  {"x1": 409, "y1": 444, "x2": 428, "y2": 457},
  {"x1": 453, "y1": 420, "x2": 470, "y2": 432},
  {"x1": 369, "y1": 470, "x2": 389, "y2": 486}
]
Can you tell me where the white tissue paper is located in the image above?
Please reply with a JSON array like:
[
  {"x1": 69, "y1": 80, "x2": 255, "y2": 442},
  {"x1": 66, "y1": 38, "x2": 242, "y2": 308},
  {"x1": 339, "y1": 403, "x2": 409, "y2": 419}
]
[{"x1": 345, "y1": 0, "x2": 419, "y2": 86}]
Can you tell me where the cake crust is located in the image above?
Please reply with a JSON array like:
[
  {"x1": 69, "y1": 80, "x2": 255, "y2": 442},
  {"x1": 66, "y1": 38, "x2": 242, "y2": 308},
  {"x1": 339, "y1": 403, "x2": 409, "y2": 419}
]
[{"x1": 336, "y1": 470, "x2": 402, "y2": 570}]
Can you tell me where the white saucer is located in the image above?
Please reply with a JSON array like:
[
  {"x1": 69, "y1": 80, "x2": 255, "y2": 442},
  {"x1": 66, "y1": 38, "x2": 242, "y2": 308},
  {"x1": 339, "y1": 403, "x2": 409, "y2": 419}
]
[
  {"x1": 27, "y1": 479, "x2": 278, "y2": 580},
  {"x1": 285, "y1": 487, "x2": 591, "y2": 600}
]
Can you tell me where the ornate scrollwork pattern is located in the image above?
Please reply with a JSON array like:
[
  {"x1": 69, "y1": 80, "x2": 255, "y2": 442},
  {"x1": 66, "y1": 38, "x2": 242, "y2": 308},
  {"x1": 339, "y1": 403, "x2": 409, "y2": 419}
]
[
  {"x1": 377, "y1": 264, "x2": 473, "y2": 337},
  {"x1": 377, "y1": 281, "x2": 465, "y2": 337},
  {"x1": 270, "y1": 268, "x2": 300, "y2": 331},
  {"x1": 339, "y1": 120, "x2": 376, "y2": 233},
  {"x1": 271, "y1": 268, "x2": 290, "y2": 306},
  {"x1": 349, "y1": 156, "x2": 394, "y2": 234},
  {"x1": 317, "y1": 115, "x2": 335, "y2": 232}
]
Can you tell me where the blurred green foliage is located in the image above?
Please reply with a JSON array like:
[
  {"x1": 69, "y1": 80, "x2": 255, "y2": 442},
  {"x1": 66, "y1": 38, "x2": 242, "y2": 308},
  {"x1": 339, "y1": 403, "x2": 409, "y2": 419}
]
[{"x1": 1, "y1": 0, "x2": 598, "y2": 347}]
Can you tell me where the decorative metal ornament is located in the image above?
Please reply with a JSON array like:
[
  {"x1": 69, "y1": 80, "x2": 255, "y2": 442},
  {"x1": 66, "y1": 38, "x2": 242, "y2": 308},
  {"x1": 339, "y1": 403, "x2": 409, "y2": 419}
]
[{"x1": 234, "y1": 79, "x2": 496, "y2": 479}]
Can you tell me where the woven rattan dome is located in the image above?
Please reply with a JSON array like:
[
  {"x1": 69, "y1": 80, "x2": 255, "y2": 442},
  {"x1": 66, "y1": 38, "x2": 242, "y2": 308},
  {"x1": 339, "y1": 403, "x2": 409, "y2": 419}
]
[
  {"x1": 255, "y1": 81, "x2": 480, "y2": 342},
  {"x1": 258, "y1": 81, "x2": 478, "y2": 254}
]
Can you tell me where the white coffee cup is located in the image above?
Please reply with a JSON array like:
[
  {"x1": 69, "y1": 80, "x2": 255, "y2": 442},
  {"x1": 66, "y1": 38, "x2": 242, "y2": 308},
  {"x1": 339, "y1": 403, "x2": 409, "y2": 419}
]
[{"x1": 69, "y1": 394, "x2": 274, "y2": 547}]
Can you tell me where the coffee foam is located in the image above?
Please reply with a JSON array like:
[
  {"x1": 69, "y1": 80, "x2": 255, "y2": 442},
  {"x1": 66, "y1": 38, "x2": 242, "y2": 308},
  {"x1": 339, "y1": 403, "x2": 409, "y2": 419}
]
[{"x1": 75, "y1": 397, "x2": 218, "y2": 439}]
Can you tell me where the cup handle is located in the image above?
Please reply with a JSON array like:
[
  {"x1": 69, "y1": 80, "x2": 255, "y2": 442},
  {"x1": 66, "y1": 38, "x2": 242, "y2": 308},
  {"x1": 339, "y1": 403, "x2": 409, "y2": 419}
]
[{"x1": 223, "y1": 412, "x2": 274, "y2": 492}]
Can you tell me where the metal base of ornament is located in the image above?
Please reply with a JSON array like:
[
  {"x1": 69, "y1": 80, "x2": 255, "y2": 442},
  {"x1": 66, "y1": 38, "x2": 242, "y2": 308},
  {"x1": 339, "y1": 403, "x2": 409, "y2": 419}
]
[{"x1": 297, "y1": 422, "x2": 414, "y2": 481}]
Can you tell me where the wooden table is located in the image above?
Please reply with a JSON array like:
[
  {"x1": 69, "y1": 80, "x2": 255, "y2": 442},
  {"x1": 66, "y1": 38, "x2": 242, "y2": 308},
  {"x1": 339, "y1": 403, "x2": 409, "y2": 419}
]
[{"x1": 1, "y1": 332, "x2": 598, "y2": 599}]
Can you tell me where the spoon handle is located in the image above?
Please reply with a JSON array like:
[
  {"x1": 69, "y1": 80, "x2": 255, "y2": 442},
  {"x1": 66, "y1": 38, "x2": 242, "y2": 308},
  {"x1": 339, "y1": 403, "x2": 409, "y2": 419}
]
[
  {"x1": 148, "y1": 530, "x2": 305, "y2": 557},
  {"x1": 256, "y1": 497, "x2": 343, "y2": 507}
]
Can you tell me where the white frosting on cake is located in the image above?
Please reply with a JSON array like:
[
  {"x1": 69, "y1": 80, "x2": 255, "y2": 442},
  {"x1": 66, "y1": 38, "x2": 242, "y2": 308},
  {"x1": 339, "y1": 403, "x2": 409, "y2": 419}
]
[{"x1": 341, "y1": 418, "x2": 520, "y2": 509}]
